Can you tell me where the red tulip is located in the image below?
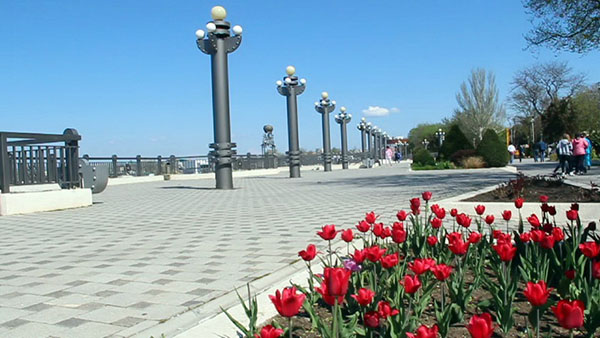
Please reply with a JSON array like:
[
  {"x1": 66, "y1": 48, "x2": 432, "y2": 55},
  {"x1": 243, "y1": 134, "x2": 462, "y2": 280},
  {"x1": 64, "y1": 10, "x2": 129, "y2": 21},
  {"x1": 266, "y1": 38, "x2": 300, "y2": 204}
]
[
  {"x1": 406, "y1": 324, "x2": 439, "y2": 338},
  {"x1": 427, "y1": 236, "x2": 438, "y2": 246},
  {"x1": 365, "y1": 245, "x2": 387, "y2": 262},
  {"x1": 448, "y1": 236, "x2": 469, "y2": 255},
  {"x1": 552, "y1": 227, "x2": 564, "y2": 242},
  {"x1": 430, "y1": 217, "x2": 442, "y2": 229},
  {"x1": 524, "y1": 281, "x2": 552, "y2": 307},
  {"x1": 422, "y1": 191, "x2": 432, "y2": 201},
  {"x1": 542, "y1": 222, "x2": 553, "y2": 233},
  {"x1": 579, "y1": 242, "x2": 600, "y2": 258},
  {"x1": 567, "y1": 209, "x2": 578, "y2": 221},
  {"x1": 352, "y1": 249, "x2": 367, "y2": 264},
  {"x1": 255, "y1": 325, "x2": 284, "y2": 338},
  {"x1": 317, "y1": 224, "x2": 337, "y2": 240},
  {"x1": 593, "y1": 261, "x2": 600, "y2": 279},
  {"x1": 514, "y1": 197, "x2": 524, "y2": 209},
  {"x1": 381, "y1": 226, "x2": 391, "y2": 239},
  {"x1": 530, "y1": 229, "x2": 544, "y2": 243},
  {"x1": 377, "y1": 300, "x2": 399, "y2": 318},
  {"x1": 527, "y1": 214, "x2": 541, "y2": 228},
  {"x1": 315, "y1": 268, "x2": 351, "y2": 305},
  {"x1": 392, "y1": 221, "x2": 404, "y2": 230},
  {"x1": 475, "y1": 205, "x2": 486, "y2": 215},
  {"x1": 540, "y1": 234, "x2": 556, "y2": 249},
  {"x1": 467, "y1": 313, "x2": 495, "y2": 338},
  {"x1": 380, "y1": 252, "x2": 399, "y2": 269},
  {"x1": 269, "y1": 286, "x2": 306, "y2": 317},
  {"x1": 396, "y1": 210, "x2": 408, "y2": 221},
  {"x1": 571, "y1": 203, "x2": 579, "y2": 211},
  {"x1": 351, "y1": 288, "x2": 375, "y2": 306},
  {"x1": 356, "y1": 220, "x2": 370, "y2": 232},
  {"x1": 391, "y1": 228, "x2": 407, "y2": 244},
  {"x1": 501, "y1": 210, "x2": 512, "y2": 221},
  {"x1": 450, "y1": 208, "x2": 458, "y2": 217},
  {"x1": 468, "y1": 232, "x2": 482, "y2": 244},
  {"x1": 298, "y1": 244, "x2": 317, "y2": 261},
  {"x1": 485, "y1": 215, "x2": 495, "y2": 225},
  {"x1": 364, "y1": 311, "x2": 380, "y2": 328},
  {"x1": 496, "y1": 232, "x2": 512, "y2": 244},
  {"x1": 520, "y1": 232, "x2": 531, "y2": 243},
  {"x1": 552, "y1": 299, "x2": 585, "y2": 329},
  {"x1": 400, "y1": 274, "x2": 422, "y2": 294},
  {"x1": 431, "y1": 203, "x2": 440, "y2": 213},
  {"x1": 365, "y1": 211, "x2": 378, "y2": 224},
  {"x1": 410, "y1": 197, "x2": 421, "y2": 209},
  {"x1": 493, "y1": 242, "x2": 516, "y2": 261},
  {"x1": 548, "y1": 205, "x2": 557, "y2": 216},
  {"x1": 456, "y1": 213, "x2": 472, "y2": 228},
  {"x1": 565, "y1": 270, "x2": 576, "y2": 280},
  {"x1": 409, "y1": 258, "x2": 431, "y2": 275},
  {"x1": 341, "y1": 229, "x2": 354, "y2": 243},
  {"x1": 431, "y1": 263, "x2": 453, "y2": 281},
  {"x1": 539, "y1": 195, "x2": 549, "y2": 203},
  {"x1": 372, "y1": 223, "x2": 384, "y2": 237},
  {"x1": 541, "y1": 203, "x2": 550, "y2": 213},
  {"x1": 434, "y1": 207, "x2": 446, "y2": 219}
]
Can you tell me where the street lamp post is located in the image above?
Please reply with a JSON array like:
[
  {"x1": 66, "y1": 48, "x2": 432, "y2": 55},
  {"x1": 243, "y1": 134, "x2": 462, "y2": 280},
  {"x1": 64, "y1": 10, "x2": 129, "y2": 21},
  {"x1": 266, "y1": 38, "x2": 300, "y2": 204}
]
[
  {"x1": 357, "y1": 118, "x2": 367, "y2": 155},
  {"x1": 436, "y1": 128, "x2": 446, "y2": 147},
  {"x1": 276, "y1": 66, "x2": 306, "y2": 178},
  {"x1": 422, "y1": 139, "x2": 430, "y2": 150},
  {"x1": 335, "y1": 107, "x2": 352, "y2": 169},
  {"x1": 315, "y1": 92, "x2": 336, "y2": 171},
  {"x1": 373, "y1": 127, "x2": 380, "y2": 162},
  {"x1": 366, "y1": 122, "x2": 373, "y2": 159},
  {"x1": 196, "y1": 6, "x2": 242, "y2": 190}
]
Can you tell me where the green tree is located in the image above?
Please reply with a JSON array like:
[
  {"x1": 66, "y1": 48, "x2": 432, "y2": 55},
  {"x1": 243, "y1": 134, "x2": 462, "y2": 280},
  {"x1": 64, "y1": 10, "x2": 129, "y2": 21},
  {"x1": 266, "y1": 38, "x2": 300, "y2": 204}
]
[
  {"x1": 407, "y1": 123, "x2": 444, "y2": 153},
  {"x1": 440, "y1": 124, "x2": 474, "y2": 160},
  {"x1": 542, "y1": 98, "x2": 578, "y2": 142},
  {"x1": 453, "y1": 68, "x2": 506, "y2": 141},
  {"x1": 476, "y1": 129, "x2": 509, "y2": 167},
  {"x1": 524, "y1": 0, "x2": 600, "y2": 53}
]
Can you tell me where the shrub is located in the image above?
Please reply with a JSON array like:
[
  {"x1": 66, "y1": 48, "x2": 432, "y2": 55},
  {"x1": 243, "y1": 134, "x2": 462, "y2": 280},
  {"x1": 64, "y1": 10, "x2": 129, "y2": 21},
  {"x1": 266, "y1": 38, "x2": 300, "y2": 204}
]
[
  {"x1": 412, "y1": 161, "x2": 456, "y2": 171},
  {"x1": 412, "y1": 148, "x2": 435, "y2": 166},
  {"x1": 476, "y1": 129, "x2": 509, "y2": 167},
  {"x1": 450, "y1": 149, "x2": 477, "y2": 165},
  {"x1": 461, "y1": 156, "x2": 486, "y2": 168},
  {"x1": 440, "y1": 124, "x2": 473, "y2": 160}
]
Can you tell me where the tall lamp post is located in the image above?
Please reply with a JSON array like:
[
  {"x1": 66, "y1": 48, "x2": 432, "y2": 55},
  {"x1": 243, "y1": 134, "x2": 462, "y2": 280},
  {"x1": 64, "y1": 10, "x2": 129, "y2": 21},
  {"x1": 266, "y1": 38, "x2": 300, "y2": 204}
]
[
  {"x1": 357, "y1": 118, "x2": 367, "y2": 156},
  {"x1": 372, "y1": 127, "x2": 380, "y2": 162},
  {"x1": 196, "y1": 6, "x2": 243, "y2": 190},
  {"x1": 276, "y1": 66, "x2": 306, "y2": 178},
  {"x1": 335, "y1": 107, "x2": 352, "y2": 169},
  {"x1": 422, "y1": 139, "x2": 430, "y2": 150},
  {"x1": 366, "y1": 122, "x2": 373, "y2": 159},
  {"x1": 315, "y1": 92, "x2": 336, "y2": 171},
  {"x1": 436, "y1": 128, "x2": 446, "y2": 148}
]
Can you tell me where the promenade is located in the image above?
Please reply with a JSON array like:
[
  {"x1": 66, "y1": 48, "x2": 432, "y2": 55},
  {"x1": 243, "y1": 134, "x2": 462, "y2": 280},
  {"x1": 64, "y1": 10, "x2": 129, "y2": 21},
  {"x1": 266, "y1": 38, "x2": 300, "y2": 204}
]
[{"x1": 0, "y1": 162, "x2": 587, "y2": 337}]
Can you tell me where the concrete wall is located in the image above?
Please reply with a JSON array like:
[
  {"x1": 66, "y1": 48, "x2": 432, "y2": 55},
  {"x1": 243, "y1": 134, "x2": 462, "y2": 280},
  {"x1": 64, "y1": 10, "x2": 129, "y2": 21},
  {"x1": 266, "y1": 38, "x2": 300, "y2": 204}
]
[{"x1": 0, "y1": 189, "x2": 92, "y2": 216}]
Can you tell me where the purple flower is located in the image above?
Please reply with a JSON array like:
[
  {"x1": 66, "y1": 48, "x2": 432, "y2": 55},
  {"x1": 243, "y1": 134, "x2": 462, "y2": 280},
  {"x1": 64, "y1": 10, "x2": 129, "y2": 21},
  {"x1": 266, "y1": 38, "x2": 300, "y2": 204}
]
[{"x1": 343, "y1": 259, "x2": 362, "y2": 272}]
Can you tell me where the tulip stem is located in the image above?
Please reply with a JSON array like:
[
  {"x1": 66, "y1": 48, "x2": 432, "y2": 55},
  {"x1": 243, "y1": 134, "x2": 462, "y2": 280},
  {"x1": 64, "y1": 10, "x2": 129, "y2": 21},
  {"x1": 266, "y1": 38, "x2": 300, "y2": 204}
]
[
  {"x1": 441, "y1": 283, "x2": 445, "y2": 313},
  {"x1": 289, "y1": 317, "x2": 293, "y2": 338},
  {"x1": 328, "y1": 240, "x2": 333, "y2": 267},
  {"x1": 590, "y1": 260, "x2": 593, "y2": 285},
  {"x1": 569, "y1": 329, "x2": 574, "y2": 338},
  {"x1": 536, "y1": 308, "x2": 539, "y2": 338},
  {"x1": 332, "y1": 299, "x2": 340, "y2": 338}
]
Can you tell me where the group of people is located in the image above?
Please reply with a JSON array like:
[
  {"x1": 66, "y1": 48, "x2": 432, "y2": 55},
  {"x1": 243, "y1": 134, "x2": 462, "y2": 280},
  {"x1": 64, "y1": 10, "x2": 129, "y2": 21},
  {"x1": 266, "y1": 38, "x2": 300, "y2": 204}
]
[
  {"x1": 554, "y1": 132, "x2": 593, "y2": 176},
  {"x1": 507, "y1": 132, "x2": 593, "y2": 176}
]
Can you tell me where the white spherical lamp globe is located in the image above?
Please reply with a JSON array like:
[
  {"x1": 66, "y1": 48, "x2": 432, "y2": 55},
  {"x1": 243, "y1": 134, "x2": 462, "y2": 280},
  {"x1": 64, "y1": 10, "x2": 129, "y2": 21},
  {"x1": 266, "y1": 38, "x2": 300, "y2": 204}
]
[
  {"x1": 284, "y1": 77, "x2": 292, "y2": 84},
  {"x1": 195, "y1": 29, "x2": 205, "y2": 39},
  {"x1": 348, "y1": 114, "x2": 352, "y2": 118},
  {"x1": 211, "y1": 6, "x2": 227, "y2": 20},
  {"x1": 299, "y1": 78, "x2": 306, "y2": 85},
  {"x1": 314, "y1": 101, "x2": 319, "y2": 106},
  {"x1": 331, "y1": 100, "x2": 336, "y2": 105},
  {"x1": 334, "y1": 115, "x2": 339, "y2": 119},
  {"x1": 340, "y1": 106, "x2": 346, "y2": 112},
  {"x1": 321, "y1": 91, "x2": 329, "y2": 99},
  {"x1": 276, "y1": 80, "x2": 283, "y2": 86},
  {"x1": 286, "y1": 66, "x2": 296, "y2": 76},
  {"x1": 232, "y1": 25, "x2": 243, "y2": 35},
  {"x1": 206, "y1": 22, "x2": 217, "y2": 32}
]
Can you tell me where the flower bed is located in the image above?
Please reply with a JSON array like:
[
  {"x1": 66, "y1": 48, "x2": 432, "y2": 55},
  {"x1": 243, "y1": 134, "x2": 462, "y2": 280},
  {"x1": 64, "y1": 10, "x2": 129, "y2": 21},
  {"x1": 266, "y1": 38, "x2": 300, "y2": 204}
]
[{"x1": 226, "y1": 192, "x2": 600, "y2": 338}]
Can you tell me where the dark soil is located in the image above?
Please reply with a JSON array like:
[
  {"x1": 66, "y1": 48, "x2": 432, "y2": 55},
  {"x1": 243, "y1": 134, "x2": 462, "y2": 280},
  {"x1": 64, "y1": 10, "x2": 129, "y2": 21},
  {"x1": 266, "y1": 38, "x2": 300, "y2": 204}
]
[
  {"x1": 262, "y1": 270, "x2": 581, "y2": 337},
  {"x1": 463, "y1": 174, "x2": 600, "y2": 203}
]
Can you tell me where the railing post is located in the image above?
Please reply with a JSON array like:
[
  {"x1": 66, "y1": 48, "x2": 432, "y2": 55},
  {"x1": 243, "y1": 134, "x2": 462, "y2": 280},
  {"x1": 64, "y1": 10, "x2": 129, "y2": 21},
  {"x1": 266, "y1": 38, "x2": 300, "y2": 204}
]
[
  {"x1": 136, "y1": 155, "x2": 142, "y2": 176},
  {"x1": 63, "y1": 129, "x2": 80, "y2": 188},
  {"x1": 157, "y1": 155, "x2": 162, "y2": 175},
  {"x1": 0, "y1": 134, "x2": 10, "y2": 193},
  {"x1": 169, "y1": 155, "x2": 176, "y2": 174},
  {"x1": 111, "y1": 155, "x2": 118, "y2": 177}
]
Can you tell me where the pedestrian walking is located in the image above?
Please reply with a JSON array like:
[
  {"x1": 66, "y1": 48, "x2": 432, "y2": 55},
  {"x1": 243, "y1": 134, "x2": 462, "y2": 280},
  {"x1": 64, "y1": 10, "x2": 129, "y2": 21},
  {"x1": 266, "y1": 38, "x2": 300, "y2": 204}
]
[
  {"x1": 518, "y1": 144, "x2": 525, "y2": 163},
  {"x1": 539, "y1": 140, "x2": 547, "y2": 162},
  {"x1": 583, "y1": 132, "x2": 592, "y2": 171},
  {"x1": 553, "y1": 134, "x2": 572, "y2": 176},
  {"x1": 384, "y1": 146, "x2": 394, "y2": 166},
  {"x1": 572, "y1": 133, "x2": 589, "y2": 175},
  {"x1": 507, "y1": 143, "x2": 516, "y2": 164}
]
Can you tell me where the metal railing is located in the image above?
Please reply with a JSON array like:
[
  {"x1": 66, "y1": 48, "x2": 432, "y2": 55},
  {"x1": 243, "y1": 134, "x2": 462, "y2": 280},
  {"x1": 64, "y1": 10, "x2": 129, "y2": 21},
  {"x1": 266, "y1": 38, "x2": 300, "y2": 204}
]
[
  {"x1": 82, "y1": 152, "x2": 364, "y2": 178},
  {"x1": 0, "y1": 129, "x2": 81, "y2": 193}
]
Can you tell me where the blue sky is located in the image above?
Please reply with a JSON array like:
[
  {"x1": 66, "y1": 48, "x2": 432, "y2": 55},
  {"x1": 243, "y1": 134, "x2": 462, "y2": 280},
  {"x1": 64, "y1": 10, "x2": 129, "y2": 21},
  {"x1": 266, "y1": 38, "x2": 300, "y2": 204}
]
[{"x1": 2, "y1": 1, "x2": 599, "y2": 156}]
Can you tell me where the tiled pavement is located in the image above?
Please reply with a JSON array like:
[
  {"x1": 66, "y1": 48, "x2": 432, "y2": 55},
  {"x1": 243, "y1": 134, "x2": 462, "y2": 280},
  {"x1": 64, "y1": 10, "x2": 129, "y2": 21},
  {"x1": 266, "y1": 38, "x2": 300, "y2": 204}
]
[{"x1": 0, "y1": 163, "x2": 522, "y2": 337}]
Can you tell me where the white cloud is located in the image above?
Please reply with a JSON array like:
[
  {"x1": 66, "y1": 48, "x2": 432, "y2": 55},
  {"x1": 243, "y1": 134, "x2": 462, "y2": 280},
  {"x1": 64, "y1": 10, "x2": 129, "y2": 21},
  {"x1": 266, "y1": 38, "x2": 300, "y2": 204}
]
[{"x1": 362, "y1": 106, "x2": 399, "y2": 117}]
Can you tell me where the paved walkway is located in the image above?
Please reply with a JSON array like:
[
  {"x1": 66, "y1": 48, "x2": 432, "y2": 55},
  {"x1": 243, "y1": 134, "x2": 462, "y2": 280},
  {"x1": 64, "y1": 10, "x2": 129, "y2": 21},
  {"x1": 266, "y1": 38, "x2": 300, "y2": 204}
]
[{"x1": 0, "y1": 163, "x2": 548, "y2": 337}]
